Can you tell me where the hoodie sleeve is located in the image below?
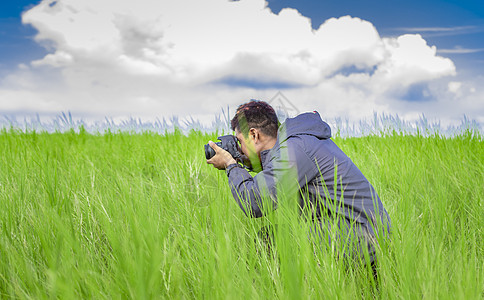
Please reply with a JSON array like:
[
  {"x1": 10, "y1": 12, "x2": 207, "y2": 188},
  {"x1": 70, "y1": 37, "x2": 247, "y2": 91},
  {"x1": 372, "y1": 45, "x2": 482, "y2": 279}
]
[{"x1": 227, "y1": 137, "x2": 319, "y2": 218}]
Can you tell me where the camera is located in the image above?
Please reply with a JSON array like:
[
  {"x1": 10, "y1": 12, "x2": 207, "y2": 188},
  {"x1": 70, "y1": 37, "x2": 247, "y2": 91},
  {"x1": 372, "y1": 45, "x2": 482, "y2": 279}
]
[
  {"x1": 205, "y1": 135, "x2": 254, "y2": 171},
  {"x1": 204, "y1": 135, "x2": 242, "y2": 160}
]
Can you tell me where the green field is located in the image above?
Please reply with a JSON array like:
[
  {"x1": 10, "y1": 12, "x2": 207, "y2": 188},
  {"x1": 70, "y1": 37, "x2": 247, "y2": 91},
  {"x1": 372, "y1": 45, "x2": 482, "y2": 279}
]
[{"x1": 0, "y1": 129, "x2": 482, "y2": 299}]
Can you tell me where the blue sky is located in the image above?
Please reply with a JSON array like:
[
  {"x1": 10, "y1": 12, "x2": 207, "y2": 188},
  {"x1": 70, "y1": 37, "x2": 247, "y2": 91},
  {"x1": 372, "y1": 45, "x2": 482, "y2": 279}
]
[
  {"x1": 0, "y1": 0, "x2": 483, "y2": 125},
  {"x1": 0, "y1": 1, "x2": 41, "y2": 75}
]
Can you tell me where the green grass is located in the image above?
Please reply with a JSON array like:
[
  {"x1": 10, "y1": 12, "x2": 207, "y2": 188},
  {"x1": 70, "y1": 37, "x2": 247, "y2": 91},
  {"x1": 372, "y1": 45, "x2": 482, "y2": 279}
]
[{"x1": 0, "y1": 128, "x2": 482, "y2": 299}]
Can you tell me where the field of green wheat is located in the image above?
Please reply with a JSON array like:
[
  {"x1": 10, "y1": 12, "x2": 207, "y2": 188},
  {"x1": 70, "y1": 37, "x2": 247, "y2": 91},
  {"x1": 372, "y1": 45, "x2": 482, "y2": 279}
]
[{"x1": 0, "y1": 128, "x2": 482, "y2": 299}]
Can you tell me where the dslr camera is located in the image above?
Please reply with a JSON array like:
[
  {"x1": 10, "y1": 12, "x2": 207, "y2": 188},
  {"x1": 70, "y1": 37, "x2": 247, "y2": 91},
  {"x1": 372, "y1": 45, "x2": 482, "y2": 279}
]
[{"x1": 204, "y1": 135, "x2": 252, "y2": 171}]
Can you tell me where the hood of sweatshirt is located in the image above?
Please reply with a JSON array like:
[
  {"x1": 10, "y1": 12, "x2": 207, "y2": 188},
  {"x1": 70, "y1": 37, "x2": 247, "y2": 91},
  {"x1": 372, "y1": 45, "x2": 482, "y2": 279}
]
[
  {"x1": 278, "y1": 111, "x2": 331, "y2": 142},
  {"x1": 260, "y1": 111, "x2": 331, "y2": 168}
]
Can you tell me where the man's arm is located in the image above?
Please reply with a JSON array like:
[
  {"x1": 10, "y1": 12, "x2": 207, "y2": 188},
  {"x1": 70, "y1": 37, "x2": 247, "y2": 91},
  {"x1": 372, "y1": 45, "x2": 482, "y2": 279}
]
[{"x1": 227, "y1": 138, "x2": 319, "y2": 218}]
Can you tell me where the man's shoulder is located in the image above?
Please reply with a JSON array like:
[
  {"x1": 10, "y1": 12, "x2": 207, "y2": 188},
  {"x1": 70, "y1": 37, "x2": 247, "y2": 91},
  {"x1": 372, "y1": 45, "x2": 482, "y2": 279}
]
[
  {"x1": 274, "y1": 135, "x2": 314, "y2": 160},
  {"x1": 283, "y1": 133, "x2": 318, "y2": 148}
]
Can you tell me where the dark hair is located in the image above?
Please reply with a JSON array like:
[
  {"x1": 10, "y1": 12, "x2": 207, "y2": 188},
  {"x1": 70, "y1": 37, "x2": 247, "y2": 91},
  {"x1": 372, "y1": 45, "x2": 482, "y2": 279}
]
[{"x1": 230, "y1": 100, "x2": 279, "y2": 138}]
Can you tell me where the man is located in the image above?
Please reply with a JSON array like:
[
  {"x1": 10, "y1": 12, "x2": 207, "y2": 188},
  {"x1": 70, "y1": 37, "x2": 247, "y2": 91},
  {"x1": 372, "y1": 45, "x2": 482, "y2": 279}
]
[{"x1": 207, "y1": 100, "x2": 391, "y2": 265}]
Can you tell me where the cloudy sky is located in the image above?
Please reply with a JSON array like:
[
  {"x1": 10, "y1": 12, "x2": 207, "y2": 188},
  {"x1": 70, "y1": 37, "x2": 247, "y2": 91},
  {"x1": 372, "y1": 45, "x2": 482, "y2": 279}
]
[{"x1": 0, "y1": 0, "x2": 483, "y2": 126}]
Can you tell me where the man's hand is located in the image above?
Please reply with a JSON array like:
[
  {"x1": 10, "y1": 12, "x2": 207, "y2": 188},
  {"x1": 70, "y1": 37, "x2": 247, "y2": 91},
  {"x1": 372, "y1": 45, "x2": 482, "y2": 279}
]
[{"x1": 206, "y1": 141, "x2": 237, "y2": 170}]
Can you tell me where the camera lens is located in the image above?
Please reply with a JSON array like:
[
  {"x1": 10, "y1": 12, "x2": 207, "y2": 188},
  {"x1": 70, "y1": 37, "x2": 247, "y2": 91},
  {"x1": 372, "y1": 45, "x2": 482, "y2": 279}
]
[{"x1": 204, "y1": 143, "x2": 216, "y2": 159}]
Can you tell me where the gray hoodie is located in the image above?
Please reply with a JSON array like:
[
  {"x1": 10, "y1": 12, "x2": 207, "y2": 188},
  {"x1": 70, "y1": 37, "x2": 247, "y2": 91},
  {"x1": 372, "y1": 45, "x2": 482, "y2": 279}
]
[{"x1": 227, "y1": 111, "x2": 391, "y2": 244}]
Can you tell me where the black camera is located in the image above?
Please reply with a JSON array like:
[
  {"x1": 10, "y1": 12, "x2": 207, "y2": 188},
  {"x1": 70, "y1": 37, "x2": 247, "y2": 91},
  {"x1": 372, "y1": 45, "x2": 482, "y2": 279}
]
[
  {"x1": 205, "y1": 135, "x2": 254, "y2": 171},
  {"x1": 204, "y1": 135, "x2": 242, "y2": 160}
]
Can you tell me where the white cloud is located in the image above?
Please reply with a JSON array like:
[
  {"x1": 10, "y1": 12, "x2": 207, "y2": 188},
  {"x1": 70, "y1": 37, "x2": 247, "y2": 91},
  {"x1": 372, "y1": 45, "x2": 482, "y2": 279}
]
[
  {"x1": 399, "y1": 26, "x2": 477, "y2": 32},
  {"x1": 0, "y1": 0, "x2": 481, "y2": 126},
  {"x1": 448, "y1": 81, "x2": 462, "y2": 94},
  {"x1": 397, "y1": 25, "x2": 484, "y2": 38},
  {"x1": 438, "y1": 47, "x2": 484, "y2": 54}
]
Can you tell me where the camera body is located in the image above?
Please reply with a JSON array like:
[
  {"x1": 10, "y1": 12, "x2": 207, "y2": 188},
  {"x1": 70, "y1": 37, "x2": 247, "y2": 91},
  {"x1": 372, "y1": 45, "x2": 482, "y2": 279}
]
[{"x1": 204, "y1": 135, "x2": 242, "y2": 161}]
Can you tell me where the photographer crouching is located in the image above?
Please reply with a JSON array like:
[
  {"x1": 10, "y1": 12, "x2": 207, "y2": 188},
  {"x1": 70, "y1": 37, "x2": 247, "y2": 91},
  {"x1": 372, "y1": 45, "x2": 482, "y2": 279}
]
[{"x1": 206, "y1": 100, "x2": 391, "y2": 279}]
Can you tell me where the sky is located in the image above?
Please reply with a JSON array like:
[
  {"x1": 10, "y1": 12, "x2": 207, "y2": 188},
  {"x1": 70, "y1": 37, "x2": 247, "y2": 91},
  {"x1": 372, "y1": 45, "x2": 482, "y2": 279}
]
[{"x1": 0, "y1": 0, "x2": 483, "y2": 126}]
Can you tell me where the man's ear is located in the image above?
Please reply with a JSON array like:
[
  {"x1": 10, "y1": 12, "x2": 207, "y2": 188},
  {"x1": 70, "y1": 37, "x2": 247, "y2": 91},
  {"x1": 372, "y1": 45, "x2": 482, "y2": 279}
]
[{"x1": 249, "y1": 128, "x2": 259, "y2": 142}]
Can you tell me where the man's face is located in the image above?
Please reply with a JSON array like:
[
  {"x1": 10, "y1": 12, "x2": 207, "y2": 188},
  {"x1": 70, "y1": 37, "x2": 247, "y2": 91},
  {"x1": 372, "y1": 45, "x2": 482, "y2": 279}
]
[{"x1": 235, "y1": 128, "x2": 255, "y2": 158}]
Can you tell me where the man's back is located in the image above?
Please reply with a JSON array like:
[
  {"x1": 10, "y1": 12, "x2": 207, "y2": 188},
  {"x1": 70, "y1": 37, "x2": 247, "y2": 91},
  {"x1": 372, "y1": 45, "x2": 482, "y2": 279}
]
[{"x1": 269, "y1": 112, "x2": 391, "y2": 236}]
